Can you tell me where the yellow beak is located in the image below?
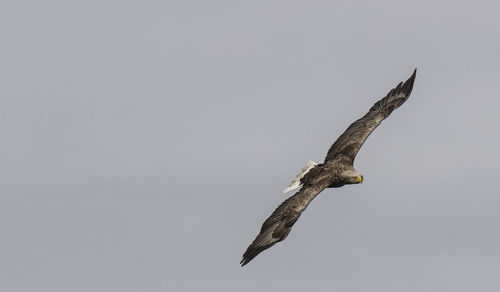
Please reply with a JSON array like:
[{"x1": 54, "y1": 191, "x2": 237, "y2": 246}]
[{"x1": 355, "y1": 175, "x2": 363, "y2": 183}]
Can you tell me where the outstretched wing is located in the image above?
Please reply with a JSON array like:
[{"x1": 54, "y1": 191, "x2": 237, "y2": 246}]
[
  {"x1": 241, "y1": 175, "x2": 332, "y2": 266},
  {"x1": 324, "y1": 69, "x2": 417, "y2": 164}
]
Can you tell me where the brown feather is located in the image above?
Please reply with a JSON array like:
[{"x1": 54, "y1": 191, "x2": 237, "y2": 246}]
[{"x1": 324, "y1": 69, "x2": 416, "y2": 165}]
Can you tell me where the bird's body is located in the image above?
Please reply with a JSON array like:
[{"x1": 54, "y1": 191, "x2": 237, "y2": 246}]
[{"x1": 241, "y1": 69, "x2": 417, "y2": 266}]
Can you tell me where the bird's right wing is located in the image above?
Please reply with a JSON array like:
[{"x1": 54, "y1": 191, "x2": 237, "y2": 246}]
[
  {"x1": 241, "y1": 174, "x2": 332, "y2": 266},
  {"x1": 324, "y1": 69, "x2": 416, "y2": 165}
]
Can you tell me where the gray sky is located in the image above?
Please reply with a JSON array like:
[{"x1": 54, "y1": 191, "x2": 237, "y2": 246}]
[{"x1": 2, "y1": 0, "x2": 500, "y2": 291}]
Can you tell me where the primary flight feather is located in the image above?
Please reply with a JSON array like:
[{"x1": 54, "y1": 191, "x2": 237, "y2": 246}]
[{"x1": 241, "y1": 69, "x2": 417, "y2": 266}]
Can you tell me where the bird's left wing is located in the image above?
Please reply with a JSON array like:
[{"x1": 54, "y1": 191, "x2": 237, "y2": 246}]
[
  {"x1": 241, "y1": 174, "x2": 332, "y2": 266},
  {"x1": 324, "y1": 69, "x2": 416, "y2": 165}
]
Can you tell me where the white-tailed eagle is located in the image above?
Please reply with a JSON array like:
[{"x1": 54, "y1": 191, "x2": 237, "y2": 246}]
[{"x1": 241, "y1": 69, "x2": 417, "y2": 266}]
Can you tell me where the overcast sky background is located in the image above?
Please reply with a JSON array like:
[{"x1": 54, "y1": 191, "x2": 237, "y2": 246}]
[{"x1": 2, "y1": 0, "x2": 500, "y2": 291}]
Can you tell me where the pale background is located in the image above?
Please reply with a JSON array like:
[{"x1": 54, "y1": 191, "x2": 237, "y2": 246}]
[{"x1": 2, "y1": 1, "x2": 500, "y2": 291}]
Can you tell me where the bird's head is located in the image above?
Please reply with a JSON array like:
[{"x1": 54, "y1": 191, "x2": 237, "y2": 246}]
[{"x1": 344, "y1": 169, "x2": 363, "y2": 184}]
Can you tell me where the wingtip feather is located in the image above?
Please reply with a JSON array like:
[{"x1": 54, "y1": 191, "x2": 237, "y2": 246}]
[{"x1": 403, "y1": 69, "x2": 417, "y2": 96}]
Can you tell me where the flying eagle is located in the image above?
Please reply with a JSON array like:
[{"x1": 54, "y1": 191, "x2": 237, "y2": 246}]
[{"x1": 241, "y1": 69, "x2": 417, "y2": 266}]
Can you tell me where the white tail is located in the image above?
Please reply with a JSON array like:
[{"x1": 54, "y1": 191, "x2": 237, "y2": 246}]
[{"x1": 283, "y1": 160, "x2": 317, "y2": 193}]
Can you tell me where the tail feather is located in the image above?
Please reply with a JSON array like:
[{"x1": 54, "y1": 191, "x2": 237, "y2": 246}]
[{"x1": 282, "y1": 160, "x2": 317, "y2": 193}]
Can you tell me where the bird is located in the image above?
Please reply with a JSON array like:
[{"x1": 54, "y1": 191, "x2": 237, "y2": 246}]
[{"x1": 240, "y1": 69, "x2": 417, "y2": 266}]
